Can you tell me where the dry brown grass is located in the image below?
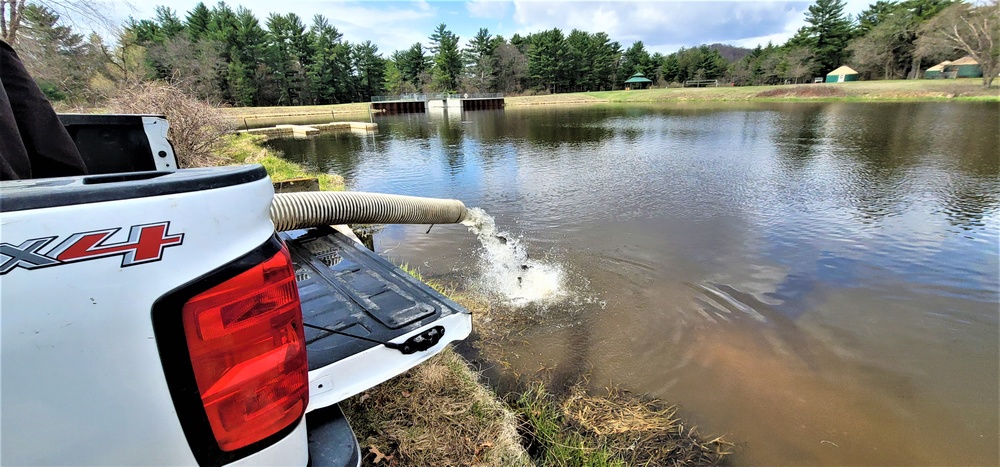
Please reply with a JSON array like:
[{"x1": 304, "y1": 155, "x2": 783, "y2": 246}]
[
  {"x1": 511, "y1": 380, "x2": 732, "y2": 466},
  {"x1": 561, "y1": 384, "x2": 734, "y2": 466},
  {"x1": 755, "y1": 85, "x2": 847, "y2": 98},
  {"x1": 107, "y1": 81, "x2": 235, "y2": 168},
  {"x1": 340, "y1": 347, "x2": 531, "y2": 467}
]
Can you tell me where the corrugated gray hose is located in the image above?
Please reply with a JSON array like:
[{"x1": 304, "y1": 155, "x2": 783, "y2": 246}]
[{"x1": 271, "y1": 191, "x2": 468, "y2": 232}]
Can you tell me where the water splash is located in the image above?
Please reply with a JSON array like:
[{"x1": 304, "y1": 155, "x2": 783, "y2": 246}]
[{"x1": 461, "y1": 207, "x2": 566, "y2": 307}]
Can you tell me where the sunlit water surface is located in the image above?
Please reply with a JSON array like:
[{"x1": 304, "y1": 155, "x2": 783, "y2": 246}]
[{"x1": 269, "y1": 102, "x2": 999, "y2": 466}]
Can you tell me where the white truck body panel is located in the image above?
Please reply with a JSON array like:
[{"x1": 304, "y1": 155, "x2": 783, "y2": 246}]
[
  {"x1": 140, "y1": 116, "x2": 179, "y2": 172},
  {"x1": 2, "y1": 114, "x2": 471, "y2": 467},
  {"x1": 0, "y1": 176, "x2": 308, "y2": 465}
]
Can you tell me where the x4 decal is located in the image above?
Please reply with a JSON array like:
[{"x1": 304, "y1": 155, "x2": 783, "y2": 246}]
[{"x1": 0, "y1": 222, "x2": 184, "y2": 275}]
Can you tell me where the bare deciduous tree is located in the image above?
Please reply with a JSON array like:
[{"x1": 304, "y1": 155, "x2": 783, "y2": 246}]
[
  {"x1": 1, "y1": 0, "x2": 25, "y2": 44},
  {"x1": 785, "y1": 46, "x2": 817, "y2": 83},
  {"x1": 147, "y1": 36, "x2": 226, "y2": 102},
  {"x1": 917, "y1": 0, "x2": 999, "y2": 87},
  {"x1": 2, "y1": 0, "x2": 119, "y2": 45},
  {"x1": 494, "y1": 43, "x2": 527, "y2": 94},
  {"x1": 108, "y1": 81, "x2": 236, "y2": 168}
]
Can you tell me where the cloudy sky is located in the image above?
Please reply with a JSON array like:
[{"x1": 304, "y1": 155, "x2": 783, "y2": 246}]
[{"x1": 109, "y1": 0, "x2": 873, "y2": 55}]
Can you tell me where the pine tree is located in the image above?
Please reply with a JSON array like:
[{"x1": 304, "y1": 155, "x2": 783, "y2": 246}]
[
  {"x1": 589, "y1": 32, "x2": 620, "y2": 90},
  {"x1": 465, "y1": 27, "x2": 497, "y2": 91},
  {"x1": 227, "y1": 7, "x2": 267, "y2": 105},
  {"x1": 308, "y1": 15, "x2": 349, "y2": 103},
  {"x1": 428, "y1": 24, "x2": 462, "y2": 91},
  {"x1": 352, "y1": 40, "x2": 385, "y2": 100},
  {"x1": 186, "y1": 2, "x2": 211, "y2": 42},
  {"x1": 526, "y1": 28, "x2": 568, "y2": 92},
  {"x1": 565, "y1": 29, "x2": 592, "y2": 92},
  {"x1": 397, "y1": 42, "x2": 430, "y2": 90},
  {"x1": 265, "y1": 13, "x2": 311, "y2": 105},
  {"x1": 383, "y1": 59, "x2": 410, "y2": 94},
  {"x1": 154, "y1": 6, "x2": 185, "y2": 40},
  {"x1": 856, "y1": 0, "x2": 900, "y2": 36},
  {"x1": 206, "y1": 2, "x2": 238, "y2": 50},
  {"x1": 620, "y1": 40, "x2": 652, "y2": 77},
  {"x1": 803, "y1": 0, "x2": 853, "y2": 74}
]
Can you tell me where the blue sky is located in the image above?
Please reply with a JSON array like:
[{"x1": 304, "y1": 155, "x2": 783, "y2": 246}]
[{"x1": 110, "y1": 1, "x2": 872, "y2": 55}]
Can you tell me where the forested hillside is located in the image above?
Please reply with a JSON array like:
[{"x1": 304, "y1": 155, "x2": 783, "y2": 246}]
[{"x1": 2, "y1": 0, "x2": 995, "y2": 107}]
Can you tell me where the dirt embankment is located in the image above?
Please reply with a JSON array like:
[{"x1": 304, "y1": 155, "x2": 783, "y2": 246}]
[{"x1": 754, "y1": 85, "x2": 847, "y2": 98}]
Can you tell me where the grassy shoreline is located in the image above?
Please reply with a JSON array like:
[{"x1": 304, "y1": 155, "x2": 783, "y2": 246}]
[
  {"x1": 219, "y1": 133, "x2": 346, "y2": 191},
  {"x1": 218, "y1": 137, "x2": 732, "y2": 465},
  {"x1": 343, "y1": 267, "x2": 732, "y2": 466},
  {"x1": 221, "y1": 79, "x2": 997, "y2": 123}
]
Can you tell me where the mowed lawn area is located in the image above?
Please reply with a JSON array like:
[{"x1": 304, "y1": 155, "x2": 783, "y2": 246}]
[
  {"x1": 222, "y1": 78, "x2": 997, "y2": 123},
  {"x1": 540, "y1": 78, "x2": 998, "y2": 103}
]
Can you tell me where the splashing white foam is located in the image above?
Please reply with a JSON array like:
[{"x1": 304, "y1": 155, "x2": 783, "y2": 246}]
[{"x1": 461, "y1": 207, "x2": 566, "y2": 307}]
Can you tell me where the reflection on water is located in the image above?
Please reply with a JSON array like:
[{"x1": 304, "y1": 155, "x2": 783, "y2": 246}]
[{"x1": 268, "y1": 102, "x2": 1000, "y2": 466}]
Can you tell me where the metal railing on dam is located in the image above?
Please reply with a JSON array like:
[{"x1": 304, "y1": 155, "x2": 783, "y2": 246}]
[{"x1": 371, "y1": 92, "x2": 505, "y2": 102}]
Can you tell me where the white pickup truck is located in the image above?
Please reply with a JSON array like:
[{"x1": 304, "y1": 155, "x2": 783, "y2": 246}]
[{"x1": 0, "y1": 115, "x2": 472, "y2": 465}]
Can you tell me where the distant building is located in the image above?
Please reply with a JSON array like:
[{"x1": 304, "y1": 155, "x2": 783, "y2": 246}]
[
  {"x1": 925, "y1": 57, "x2": 983, "y2": 79},
  {"x1": 924, "y1": 60, "x2": 952, "y2": 78},
  {"x1": 825, "y1": 66, "x2": 859, "y2": 83},
  {"x1": 624, "y1": 72, "x2": 653, "y2": 90},
  {"x1": 943, "y1": 56, "x2": 983, "y2": 78}
]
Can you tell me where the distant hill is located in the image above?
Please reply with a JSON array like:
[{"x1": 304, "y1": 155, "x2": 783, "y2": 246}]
[{"x1": 706, "y1": 43, "x2": 752, "y2": 62}]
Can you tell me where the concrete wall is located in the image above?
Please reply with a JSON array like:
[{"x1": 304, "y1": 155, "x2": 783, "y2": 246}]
[
  {"x1": 241, "y1": 126, "x2": 294, "y2": 138},
  {"x1": 239, "y1": 121, "x2": 377, "y2": 139}
]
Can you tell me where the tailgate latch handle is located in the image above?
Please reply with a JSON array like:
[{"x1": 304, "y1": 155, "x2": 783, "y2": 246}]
[
  {"x1": 302, "y1": 323, "x2": 446, "y2": 355},
  {"x1": 386, "y1": 326, "x2": 445, "y2": 355}
]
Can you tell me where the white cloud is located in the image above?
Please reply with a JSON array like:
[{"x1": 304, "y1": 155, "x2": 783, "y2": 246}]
[
  {"x1": 466, "y1": 0, "x2": 512, "y2": 19},
  {"x1": 727, "y1": 30, "x2": 797, "y2": 49},
  {"x1": 511, "y1": 1, "x2": 817, "y2": 52},
  {"x1": 289, "y1": 1, "x2": 438, "y2": 52},
  {"x1": 325, "y1": 2, "x2": 437, "y2": 27}
]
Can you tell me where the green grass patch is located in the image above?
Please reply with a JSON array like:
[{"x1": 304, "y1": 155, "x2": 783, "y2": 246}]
[
  {"x1": 502, "y1": 79, "x2": 999, "y2": 106},
  {"x1": 397, "y1": 263, "x2": 453, "y2": 296},
  {"x1": 216, "y1": 133, "x2": 345, "y2": 191},
  {"x1": 514, "y1": 383, "x2": 621, "y2": 466}
]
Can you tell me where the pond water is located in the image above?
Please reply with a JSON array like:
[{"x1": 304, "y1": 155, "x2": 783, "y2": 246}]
[{"x1": 268, "y1": 102, "x2": 999, "y2": 466}]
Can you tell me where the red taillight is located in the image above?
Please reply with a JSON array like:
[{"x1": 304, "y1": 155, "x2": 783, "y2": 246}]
[{"x1": 182, "y1": 245, "x2": 308, "y2": 452}]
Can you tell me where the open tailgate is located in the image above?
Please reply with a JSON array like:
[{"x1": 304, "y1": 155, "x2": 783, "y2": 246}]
[{"x1": 281, "y1": 227, "x2": 472, "y2": 412}]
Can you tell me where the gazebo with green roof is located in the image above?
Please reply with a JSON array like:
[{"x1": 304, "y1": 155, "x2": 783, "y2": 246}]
[{"x1": 624, "y1": 72, "x2": 653, "y2": 90}]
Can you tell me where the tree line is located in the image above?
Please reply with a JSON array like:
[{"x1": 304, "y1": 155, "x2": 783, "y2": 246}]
[{"x1": 4, "y1": 0, "x2": 996, "y2": 107}]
